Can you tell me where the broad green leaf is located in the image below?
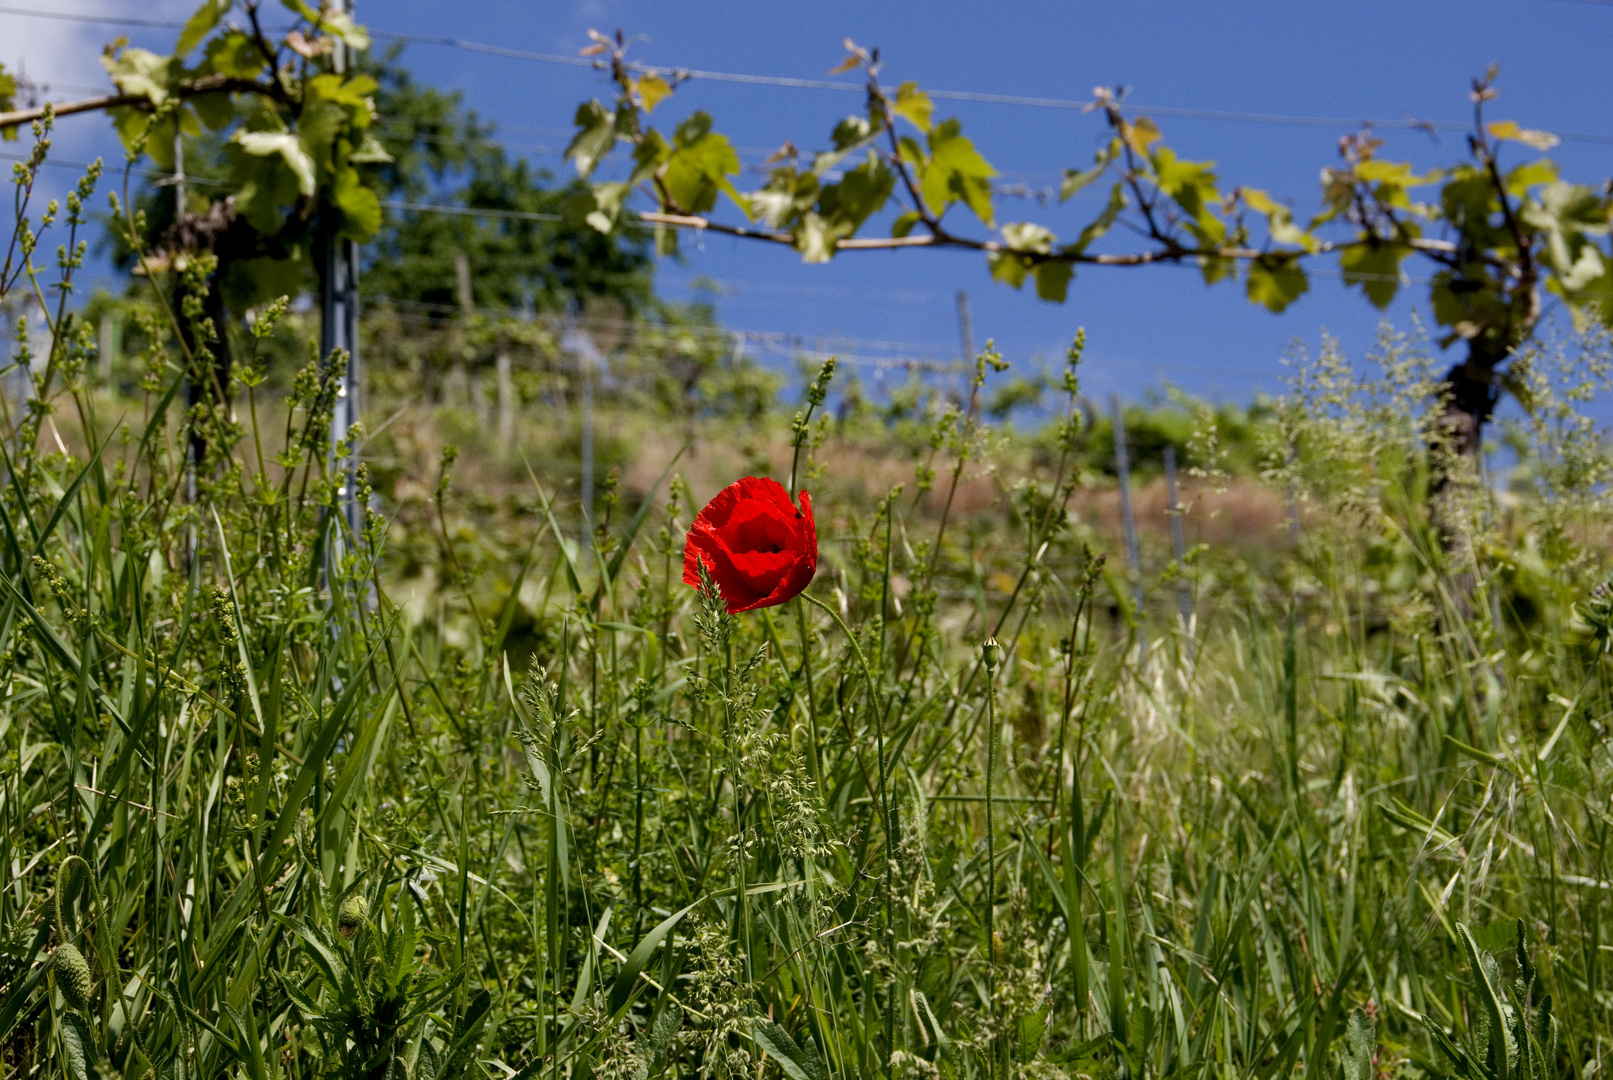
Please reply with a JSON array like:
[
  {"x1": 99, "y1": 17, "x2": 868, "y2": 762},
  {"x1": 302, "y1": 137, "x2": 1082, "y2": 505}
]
[
  {"x1": 920, "y1": 118, "x2": 996, "y2": 226},
  {"x1": 1071, "y1": 183, "x2": 1127, "y2": 253},
  {"x1": 894, "y1": 81, "x2": 933, "y2": 133},
  {"x1": 1061, "y1": 138, "x2": 1122, "y2": 203},
  {"x1": 348, "y1": 132, "x2": 393, "y2": 164},
  {"x1": 1243, "y1": 187, "x2": 1318, "y2": 252},
  {"x1": 1353, "y1": 158, "x2": 1440, "y2": 188},
  {"x1": 635, "y1": 74, "x2": 673, "y2": 114},
  {"x1": 753, "y1": 1021, "x2": 828, "y2": 1080},
  {"x1": 1521, "y1": 181, "x2": 1609, "y2": 289},
  {"x1": 891, "y1": 210, "x2": 922, "y2": 237},
  {"x1": 989, "y1": 222, "x2": 1055, "y2": 290},
  {"x1": 1153, "y1": 146, "x2": 1224, "y2": 244},
  {"x1": 304, "y1": 72, "x2": 378, "y2": 114},
  {"x1": 566, "y1": 100, "x2": 617, "y2": 177},
  {"x1": 663, "y1": 112, "x2": 741, "y2": 214},
  {"x1": 636, "y1": 1007, "x2": 682, "y2": 1076},
  {"x1": 101, "y1": 47, "x2": 177, "y2": 105},
  {"x1": 1122, "y1": 115, "x2": 1161, "y2": 155},
  {"x1": 57, "y1": 1011, "x2": 95, "y2": 1080},
  {"x1": 322, "y1": 11, "x2": 370, "y2": 50},
  {"x1": 1034, "y1": 259, "x2": 1074, "y2": 302},
  {"x1": 630, "y1": 127, "x2": 671, "y2": 182},
  {"x1": 830, "y1": 115, "x2": 874, "y2": 152},
  {"x1": 190, "y1": 90, "x2": 234, "y2": 131},
  {"x1": 1340, "y1": 1009, "x2": 1375, "y2": 1080},
  {"x1": 792, "y1": 210, "x2": 832, "y2": 260},
  {"x1": 203, "y1": 30, "x2": 266, "y2": 79},
  {"x1": 574, "y1": 181, "x2": 629, "y2": 234},
  {"x1": 1019, "y1": 1003, "x2": 1051, "y2": 1058},
  {"x1": 1458, "y1": 923, "x2": 1515, "y2": 1080},
  {"x1": 1199, "y1": 254, "x2": 1236, "y2": 285},
  {"x1": 1505, "y1": 158, "x2": 1559, "y2": 196},
  {"x1": 1340, "y1": 242, "x2": 1409, "y2": 308},
  {"x1": 330, "y1": 165, "x2": 381, "y2": 241},
  {"x1": 750, "y1": 167, "x2": 817, "y2": 229},
  {"x1": 234, "y1": 131, "x2": 317, "y2": 197},
  {"x1": 1245, "y1": 257, "x2": 1309, "y2": 312},
  {"x1": 1488, "y1": 119, "x2": 1560, "y2": 151},
  {"x1": 816, "y1": 156, "x2": 894, "y2": 234},
  {"x1": 176, "y1": 0, "x2": 229, "y2": 57}
]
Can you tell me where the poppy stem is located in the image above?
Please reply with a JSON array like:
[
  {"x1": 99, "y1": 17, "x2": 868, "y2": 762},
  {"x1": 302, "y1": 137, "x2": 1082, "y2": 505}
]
[
  {"x1": 794, "y1": 598, "x2": 825, "y2": 802},
  {"x1": 801, "y1": 590, "x2": 895, "y2": 1073}
]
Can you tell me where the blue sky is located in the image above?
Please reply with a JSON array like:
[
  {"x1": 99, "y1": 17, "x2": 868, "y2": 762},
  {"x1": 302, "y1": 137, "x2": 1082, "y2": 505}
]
[{"x1": 7, "y1": 0, "x2": 1612, "y2": 406}]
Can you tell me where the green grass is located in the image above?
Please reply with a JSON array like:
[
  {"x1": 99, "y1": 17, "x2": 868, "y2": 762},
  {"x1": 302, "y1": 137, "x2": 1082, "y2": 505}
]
[{"x1": 4, "y1": 129, "x2": 1613, "y2": 1080}]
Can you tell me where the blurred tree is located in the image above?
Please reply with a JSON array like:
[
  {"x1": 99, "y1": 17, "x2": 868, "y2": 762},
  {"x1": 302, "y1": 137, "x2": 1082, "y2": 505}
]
[{"x1": 358, "y1": 46, "x2": 653, "y2": 317}]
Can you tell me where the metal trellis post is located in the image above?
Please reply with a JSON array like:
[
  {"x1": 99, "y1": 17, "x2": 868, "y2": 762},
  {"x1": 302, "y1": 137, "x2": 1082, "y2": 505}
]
[
  {"x1": 323, "y1": 0, "x2": 361, "y2": 541},
  {"x1": 1111, "y1": 393, "x2": 1146, "y2": 665}
]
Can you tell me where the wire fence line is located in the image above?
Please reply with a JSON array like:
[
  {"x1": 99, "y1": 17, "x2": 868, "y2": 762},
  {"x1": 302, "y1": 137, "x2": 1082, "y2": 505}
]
[{"x1": 4, "y1": 4, "x2": 1612, "y2": 144}]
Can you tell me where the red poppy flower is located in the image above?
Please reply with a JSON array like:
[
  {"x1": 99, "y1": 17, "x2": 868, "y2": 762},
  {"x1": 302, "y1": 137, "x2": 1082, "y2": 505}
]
[{"x1": 683, "y1": 476, "x2": 818, "y2": 613}]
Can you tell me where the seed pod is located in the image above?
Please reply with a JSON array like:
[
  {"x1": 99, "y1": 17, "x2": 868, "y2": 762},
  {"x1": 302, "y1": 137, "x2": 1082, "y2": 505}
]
[
  {"x1": 338, "y1": 894, "x2": 368, "y2": 938},
  {"x1": 53, "y1": 943, "x2": 93, "y2": 1012},
  {"x1": 981, "y1": 637, "x2": 1003, "y2": 672}
]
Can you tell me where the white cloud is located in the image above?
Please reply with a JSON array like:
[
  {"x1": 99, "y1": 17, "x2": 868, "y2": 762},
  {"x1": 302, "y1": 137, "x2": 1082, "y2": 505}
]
[
  {"x1": 0, "y1": 1, "x2": 198, "y2": 292},
  {"x1": 0, "y1": 0, "x2": 197, "y2": 161}
]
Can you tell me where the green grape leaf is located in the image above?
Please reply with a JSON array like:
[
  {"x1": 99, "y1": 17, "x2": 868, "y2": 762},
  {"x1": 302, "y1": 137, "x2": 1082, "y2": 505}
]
[
  {"x1": 894, "y1": 81, "x2": 933, "y2": 133},
  {"x1": 1034, "y1": 260, "x2": 1073, "y2": 303},
  {"x1": 330, "y1": 165, "x2": 380, "y2": 241},
  {"x1": 875, "y1": 211, "x2": 915, "y2": 241},
  {"x1": 0, "y1": 62, "x2": 12, "y2": 139},
  {"x1": 750, "y1": 166, "x2": 817, "y2": 229},
  {"x1": 989, "y1": 221, "x2": 1055, "y2": 290},
  {"x1": 1153, "y1": 146, "x2": 1225, "y2": 246},
  {"x1": 1243, "y1": 187, "x2": 1319, "y2": 252},
  {"x1": 235, "y1": 131, "x2": 317, "y2": 197},
  {"x1": 662, "y1": 112, "x2": 740, "y2": 214},
  {"x1": 321, "y1": 11, "x2": 370, "y2": 50},
  {"x1": 817, "y1": 156, "x2": 894, "y2": 233},
  {"x1": 1245, "y1": 256, "x2": 1309, "y2": 312},
  {"x1": 1340, "y1": 241, "x2": 1410, "y2": 308},
  {"x1": 566, "y1": 100, "x2": 618, "y2": 177},
  {"x1": 1061, "y1": 138, "x2": 1120, "y2": 202},
  {"x1": 1488, "y1": 120, "x2": 1560, "y2": 152},
  {"x1": 1070, "y1": 183, "x2": 1127, "y2": 254},
  {"x1": 202, "y1": 30, "x2": 266, "y2": 79},
  {"x1": 634, "y1": 73, "x2": 673, "y2": 114},
  {"x1": 176, "y1": 0, "x2": 229, "y2": 57},
  {"x1": 102, "y1": 46, "x2": 179, "y2": 105},
  {"x1": 1521, "y1": 181, "x2": 1608, "y2": 289},
  {"x1": 919, "y1": 118, "x2": 997, "y2": 226},
  {"x1": 1505, "y1": 159, "x2": 1559, "y2": 196},
  {"x1": 188, "y1": 90, "x2": 234, "y2": 131}
]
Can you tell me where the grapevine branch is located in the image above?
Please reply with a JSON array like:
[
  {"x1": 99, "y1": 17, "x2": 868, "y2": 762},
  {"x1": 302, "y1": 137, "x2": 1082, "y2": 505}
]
[{"x1": 637, "y1": 209, "x2": 1459, "y2": 267}]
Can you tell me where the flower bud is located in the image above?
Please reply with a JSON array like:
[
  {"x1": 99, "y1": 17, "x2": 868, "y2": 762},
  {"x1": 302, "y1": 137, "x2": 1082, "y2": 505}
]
[
  {"x1": 981, "y1": 637, "x2": 1002, "y2": 672},
  {"x1": 338, "y1": 894, "x2": 368, "y2": 938},
  {"x1": 53, "y1": 943, "x2": 93, "y2": 1012}
]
